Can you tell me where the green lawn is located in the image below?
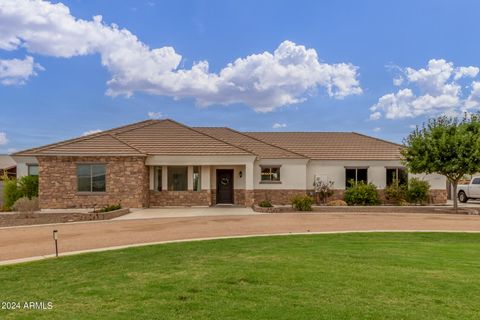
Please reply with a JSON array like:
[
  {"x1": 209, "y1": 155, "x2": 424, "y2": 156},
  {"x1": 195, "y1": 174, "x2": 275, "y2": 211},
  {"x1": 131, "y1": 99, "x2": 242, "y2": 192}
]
[{"x1": 1, "y1": 233, "x2": 480, "y2": 319}]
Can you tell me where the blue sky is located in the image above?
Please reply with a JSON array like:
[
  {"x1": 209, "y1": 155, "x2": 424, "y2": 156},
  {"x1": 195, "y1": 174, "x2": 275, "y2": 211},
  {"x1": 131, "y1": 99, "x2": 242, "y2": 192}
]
[{"x1": 1, "y1": 0, "x2": 480, "y2": 153}]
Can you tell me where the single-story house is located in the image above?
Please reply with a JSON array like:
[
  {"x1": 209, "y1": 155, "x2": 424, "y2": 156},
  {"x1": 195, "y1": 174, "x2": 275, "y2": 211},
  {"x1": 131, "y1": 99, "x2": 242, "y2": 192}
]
[
  {"x1": 0, "y1": 155, "x2": 17, "y2": 206},
  {"x1": 11, "y1": 119, "x2": 447, "y2": 209}
]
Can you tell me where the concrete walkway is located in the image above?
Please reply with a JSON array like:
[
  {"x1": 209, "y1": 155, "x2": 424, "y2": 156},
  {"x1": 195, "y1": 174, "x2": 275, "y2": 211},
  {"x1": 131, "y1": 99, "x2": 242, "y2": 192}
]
[
  {"x1": 2, "y1": 211, "x2": 480, "y2": 265},
  {"x1": 115, "y1": 206, "x2": 256, "y2": 220}
]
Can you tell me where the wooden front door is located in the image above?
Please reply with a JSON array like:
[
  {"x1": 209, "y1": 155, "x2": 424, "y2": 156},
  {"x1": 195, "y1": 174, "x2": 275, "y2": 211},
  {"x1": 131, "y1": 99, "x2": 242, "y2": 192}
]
[{"x1": 216, "y1": 169, "x2": 234, "y2": 204}]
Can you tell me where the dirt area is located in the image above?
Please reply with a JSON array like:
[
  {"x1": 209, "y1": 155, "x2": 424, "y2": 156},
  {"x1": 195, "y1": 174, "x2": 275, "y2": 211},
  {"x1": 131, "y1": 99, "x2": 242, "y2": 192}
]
[{"x1": 1, "y1": 211, "x2": 480, "y2": 263}]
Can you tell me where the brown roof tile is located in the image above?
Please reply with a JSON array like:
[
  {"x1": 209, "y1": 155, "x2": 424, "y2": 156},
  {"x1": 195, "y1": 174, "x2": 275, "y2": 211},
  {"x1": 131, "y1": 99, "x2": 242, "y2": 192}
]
[
  {"x1": 194, "y1": 127, "x2": 305, "y2": 159},
  {"x1": 244, "y1": 132, "x2": 402, "y2": 160}
]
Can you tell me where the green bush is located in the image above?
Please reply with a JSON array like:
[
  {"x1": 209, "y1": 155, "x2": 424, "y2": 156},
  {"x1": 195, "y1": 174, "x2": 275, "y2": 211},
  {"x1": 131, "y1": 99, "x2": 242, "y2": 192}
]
[
  {"x1": 2, "y1": 175, "x2": 39, "y2": 210},
  {"x1": 18, "y1": 175, "x2": 39, "y2": 199},
  {"x1": 258, "y1": 200, "x2": 273, "y2": 208},
  {"x1": 99, "y1": 204, "x2": 122, "y2": 213},
  {"x1": 406, "y1": 178, "x2": 430, "y2": 204},
  {"x1": 384, "y1": 180, "x2": 407, "y2": 204},
  {"x1": 3, "y1": 177, "x2": 21, "y2": 210},
  {"x1": 291, "y1": 195, "x2": 314, "y2": 211},
  {"x1": 344, "y1": 181, "x2": 380, "y2": 206}
]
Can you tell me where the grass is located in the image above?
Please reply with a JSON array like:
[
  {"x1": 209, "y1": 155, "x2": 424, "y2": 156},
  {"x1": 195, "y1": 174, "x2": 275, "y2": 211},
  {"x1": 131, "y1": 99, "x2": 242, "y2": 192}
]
[{"x1": 1, "y1": 232, "x2": 480, "y2": 319}]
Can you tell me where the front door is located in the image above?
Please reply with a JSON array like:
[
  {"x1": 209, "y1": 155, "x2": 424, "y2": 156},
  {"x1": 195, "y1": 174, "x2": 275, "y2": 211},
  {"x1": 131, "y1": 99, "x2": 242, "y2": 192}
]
[{"x1": 216, "y1": 169, "x2": 234, "y2": 204}]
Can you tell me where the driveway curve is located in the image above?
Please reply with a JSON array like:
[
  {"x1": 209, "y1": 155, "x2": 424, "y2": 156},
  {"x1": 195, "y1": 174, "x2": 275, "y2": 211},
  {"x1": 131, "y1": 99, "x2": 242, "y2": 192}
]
[{"x1": 1, "y1": 212, "x2": 480, "y2": 264}]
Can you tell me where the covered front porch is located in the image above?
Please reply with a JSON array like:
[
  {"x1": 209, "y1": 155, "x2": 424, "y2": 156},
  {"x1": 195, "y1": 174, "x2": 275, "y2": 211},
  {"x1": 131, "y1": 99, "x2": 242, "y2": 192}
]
[{"x1": 145, "y1": 155, "x2": 256, "y2": 207}]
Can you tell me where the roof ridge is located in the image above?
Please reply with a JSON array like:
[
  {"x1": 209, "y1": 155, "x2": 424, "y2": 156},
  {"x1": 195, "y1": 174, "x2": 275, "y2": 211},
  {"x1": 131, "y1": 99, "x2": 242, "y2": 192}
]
[
  {"x1": 12, "y1": 119, "x2": 155, "y2": 156},
  {"x1": 107, "y1": 133, "x2": 146, "y2": 155},
  {"x1": 244, "y1": 131, "x2": 355, "y2": 134},
  {"x1": 224, "y1": 128, "x2": 307, "y2": 159},
  {"x1": 352, "y1": 132, "x2": 403, "y2": 148},
  {"x1": 165, "y1": 119, "x2": 255, "y2": 156}
]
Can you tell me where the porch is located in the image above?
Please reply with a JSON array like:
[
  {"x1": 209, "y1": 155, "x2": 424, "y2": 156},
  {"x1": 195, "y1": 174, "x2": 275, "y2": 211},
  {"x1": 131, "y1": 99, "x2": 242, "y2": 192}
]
[{"x1": 145, "y1": 155, "x2": 256, "y2": 207}]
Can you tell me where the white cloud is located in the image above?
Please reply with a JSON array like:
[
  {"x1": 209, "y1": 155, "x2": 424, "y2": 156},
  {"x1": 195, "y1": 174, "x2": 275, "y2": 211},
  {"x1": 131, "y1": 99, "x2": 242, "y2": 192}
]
[
  {"x1": 82, "y1": 129, "x2": 102, "y2": 136},
  {"x1": 371, "y1": 59, "x2": 480, "y2": 120},
  {"x1": 408, "y1": 124, "x2": 417, "y2": 129},
  {"x1": 372, "y1": 127, "x2": 381, "y2": 132},
  {"x1": 0, "y1": 0, "x2": 362, "y2": 112},
  {"x1": 0, "y1": 56, "x2": 43, "y2": 85},
  {"x1": 7, "y1": 147, "x2": 17, "y2": 154},
  {"x1": 148, "y1": 111, "x2": 162, "y2": 119},
  {"x1": 0, "y1": 132, "x2": 8, "y2": 145},
  {"x1": 272, "y1": 123, "x2": 287, "y2": 129}
]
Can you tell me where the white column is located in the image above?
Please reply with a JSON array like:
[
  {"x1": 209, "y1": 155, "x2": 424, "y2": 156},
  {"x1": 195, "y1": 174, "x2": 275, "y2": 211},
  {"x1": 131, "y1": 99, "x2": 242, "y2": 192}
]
[
  {"x1": 149, "y1": 166, "x2": 154, "y2": 190},
  {"x1": 162, "y1": 165, "x2": 168, "y2": 191},
  {"x1": 245, "y1": 161, "x2": 254, "y2": 190},
  {"x1": 187, "y1": 166, "x2": 193, "y2": 190},
  {"x1": 201, "y1": 165, "x2": 211, "y2": 190}
]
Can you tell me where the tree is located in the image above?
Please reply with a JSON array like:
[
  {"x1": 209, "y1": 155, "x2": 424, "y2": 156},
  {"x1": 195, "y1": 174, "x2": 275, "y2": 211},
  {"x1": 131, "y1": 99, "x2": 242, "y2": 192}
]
[{"x1": 402, "y1": 113, "x2": 480, "y2": 211}]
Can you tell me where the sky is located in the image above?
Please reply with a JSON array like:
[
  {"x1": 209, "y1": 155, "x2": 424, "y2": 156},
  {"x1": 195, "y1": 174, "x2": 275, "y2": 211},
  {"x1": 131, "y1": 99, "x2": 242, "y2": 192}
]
[{"x1": 1, "y1": 0, "x2": 480, "y2": 153}]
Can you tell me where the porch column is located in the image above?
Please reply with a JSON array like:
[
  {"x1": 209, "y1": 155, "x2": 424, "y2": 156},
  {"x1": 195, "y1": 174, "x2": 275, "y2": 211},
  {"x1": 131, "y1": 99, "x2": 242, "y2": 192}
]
[
  {"x1": 201, "y1": 166, "x2": 211, "y2": 190},
  {"x1": 245, "y1": 162, "x2": 254, "y2": 206},
  {"x1": 162, "y1": 165, "x2": 168, "y2": 191},
  {"x1": 187, "y1": 166, "x2": 193, "y2": 190}
]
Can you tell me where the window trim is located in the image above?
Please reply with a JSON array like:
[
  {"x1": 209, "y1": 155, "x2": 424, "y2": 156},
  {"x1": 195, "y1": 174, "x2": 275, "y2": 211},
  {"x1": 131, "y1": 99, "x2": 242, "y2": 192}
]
[
  {"x1": 76, "y1": 163, "x2": 107, "y2": 193},
  {"x1": 27, "y1": 164, "x2": 39, "y2": 176},
  {"x1": 345, "y1": 167, "x2": 368, "y2": 188},
  {"x1": 167, "y1": 165, "x2": 188, "y2": 191},
  {"x1": 385, "y1": 166, "x2": 408, "y2": 186},
  {"x1": 260, "y1": 165, "x2": 282, "y2": 184}
]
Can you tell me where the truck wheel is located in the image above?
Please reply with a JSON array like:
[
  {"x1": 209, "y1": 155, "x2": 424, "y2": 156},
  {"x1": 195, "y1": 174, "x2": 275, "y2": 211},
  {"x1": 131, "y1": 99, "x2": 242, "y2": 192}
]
[{"x1": 458, "y1": 191, "x2": 468, "y2": 203}]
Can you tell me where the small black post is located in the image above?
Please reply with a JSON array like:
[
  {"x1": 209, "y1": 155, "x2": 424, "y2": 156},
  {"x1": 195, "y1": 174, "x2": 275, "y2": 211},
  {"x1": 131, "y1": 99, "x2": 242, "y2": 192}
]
[{"x1": 53, "y1": 230, "x2": 59, "y2": 257}]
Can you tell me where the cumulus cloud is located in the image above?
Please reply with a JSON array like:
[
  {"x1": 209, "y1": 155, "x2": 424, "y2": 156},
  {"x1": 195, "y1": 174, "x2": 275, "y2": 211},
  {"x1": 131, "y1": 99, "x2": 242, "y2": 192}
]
[
  {"x1": 272, "y1": 123, "x2": 287, "y2": 129},
  {"x1": 148, "y1": 111, "x2": 162, "y2": 119},
  {"x1": 371, "y1": 59, "x2": 480, "y2": 120},
  {"x1": 0, "y1": 56, "x2": 43, "y2": 85},
  {"x1": 0, "y1": 132, "x2": 8, "y2": 145},
  {"x1": 82, "y1": 129, "x2": 102, "y2": 136},
  {"x1": 0, "y1": 0, "x2": 362, "y2": 112},
  {"x1": 372, "y1": 127, "x2": 381, "y2": 132}
]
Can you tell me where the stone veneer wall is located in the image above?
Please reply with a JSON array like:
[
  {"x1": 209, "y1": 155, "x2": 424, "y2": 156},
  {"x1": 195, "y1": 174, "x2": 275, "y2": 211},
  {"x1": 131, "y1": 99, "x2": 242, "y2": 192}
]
[
  {"x1": 149, "y1": 190, "x2": 211, "y2": 206},
  {"x1": 254, "y1": 189, "x2": 308, "y2": 205},
  {"x1": 38, "y1": 156, "x2": 148, "y2": 209}
]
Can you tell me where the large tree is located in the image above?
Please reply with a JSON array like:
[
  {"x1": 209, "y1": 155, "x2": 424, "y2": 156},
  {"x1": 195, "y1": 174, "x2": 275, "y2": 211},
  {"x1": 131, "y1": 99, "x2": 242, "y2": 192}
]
[{"x1": 402, "y1": 113, "x2": 480, "y2": 211}]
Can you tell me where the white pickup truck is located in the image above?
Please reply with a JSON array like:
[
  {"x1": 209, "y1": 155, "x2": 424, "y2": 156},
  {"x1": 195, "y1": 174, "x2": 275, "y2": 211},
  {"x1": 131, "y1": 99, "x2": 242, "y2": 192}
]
[{"x1": 457, "y1": 177, "x2": 480, "y2": 203}]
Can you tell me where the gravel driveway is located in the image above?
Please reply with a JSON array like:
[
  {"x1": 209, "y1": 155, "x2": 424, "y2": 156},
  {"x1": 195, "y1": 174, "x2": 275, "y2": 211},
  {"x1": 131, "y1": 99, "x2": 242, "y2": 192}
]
[{"x1": 1, "y1": 211, "x2": 480, "y2": 264}]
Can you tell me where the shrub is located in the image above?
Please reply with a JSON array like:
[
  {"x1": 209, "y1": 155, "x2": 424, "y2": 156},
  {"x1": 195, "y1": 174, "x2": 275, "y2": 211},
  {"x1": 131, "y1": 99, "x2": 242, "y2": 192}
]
[
  {"x1": 384, "y1": 180, "x2": 407, "y2": 204},
  {"x1": 3, "y1": 177, "x2": 21, "y2": 210},
  {"x1": 344, "y1": 181, "x2": 380, "y2": 206},
  {"x1": 18, "y1": 175, "x2": 39, "y2": 199},
  {"x1": 99, "y1": 204, "x2": 122, "y2": 213},
  {"x1": 258, "y1": 200, "x2": 273, "y2": 208},
  {"x1": 291, "y1": 195, "x2": 314, "y2": 211},
  {"x1": 326, "y1": 199, "x2": 348, "y2": 206},
  {"x1": 313, "y1": 178, "x2": 334, "y2": 204},
  {"x1": 406, "y1": 178, "x2": 430, "y2": 204},
  {"x1": 12, "y1": 197, "x2": 39, "y2": 213}
]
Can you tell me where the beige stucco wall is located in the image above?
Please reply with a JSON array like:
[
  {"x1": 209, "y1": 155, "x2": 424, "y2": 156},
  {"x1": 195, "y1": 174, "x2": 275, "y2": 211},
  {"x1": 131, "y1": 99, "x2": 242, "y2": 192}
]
[
  {"x1": 11, "y1": 156, "x2": 37, "y2": 178},
  {"x1": 307, "y1": 160, "x2": 446, "y2": 190},
  {"x1": 254, "y1": 159, "x2": 308, "y2": 190}
]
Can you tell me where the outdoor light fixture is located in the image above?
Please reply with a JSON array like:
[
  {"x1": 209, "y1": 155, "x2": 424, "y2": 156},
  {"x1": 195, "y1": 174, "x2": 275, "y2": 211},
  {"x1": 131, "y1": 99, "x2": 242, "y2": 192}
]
[
  {"x1": 239, "y1": 171, "x2": 243, "y2": 178},
  {"x1": 53, "y1": 230, "x2": 59, "y2": 258}
]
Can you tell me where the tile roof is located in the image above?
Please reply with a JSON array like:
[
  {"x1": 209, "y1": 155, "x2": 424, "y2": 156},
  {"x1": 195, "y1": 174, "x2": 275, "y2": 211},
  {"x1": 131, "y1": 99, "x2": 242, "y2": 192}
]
[
  {"x1": 13, "y1": 119, "x2": 403, "y2": 160},
  {"x1": 13, "y1": 120, "x2": 251, "y2": 157},
  {"x1": 244, "y1": 132, "x2": 402, "y2": 160},
  {"x1": 194, "y1": 127, "x2": 305, "y2": 159}
]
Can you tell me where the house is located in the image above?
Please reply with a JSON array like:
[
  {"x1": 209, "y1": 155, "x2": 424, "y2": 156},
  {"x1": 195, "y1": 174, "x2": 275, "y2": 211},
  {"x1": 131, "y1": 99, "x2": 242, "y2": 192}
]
[{"x1": 11, "y1": 119, "x2": 447, "y2": 209}]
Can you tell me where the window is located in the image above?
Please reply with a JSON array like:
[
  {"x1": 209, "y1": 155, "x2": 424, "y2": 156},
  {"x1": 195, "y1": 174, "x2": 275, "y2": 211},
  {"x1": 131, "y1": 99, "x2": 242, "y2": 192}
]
[
  {"x1": 77, "y1": 164, "x2": 106, "y2": 192},
  {"x1": 345, "y1": 167, "x2": 368, "y2": 188},
  {"x1": 472, "y1": 178, "x2": 480, "y2": 185},
  {"x1": 386, "y1": 167, "x2": 408, "y2": 186},
  {"x1": 168, "y1": 166, "x2": 188, "y2": 191},
  {"x1": 27, "y1": 164, "x2": 39, "y2": 176},
  {"x1": 154, "y1": 167, "x2": 162, "y2": 191},
  {"x1": 193, "y1": 166, "x2": 201, "y2": 191},
  {"x1": 261, "y1": 166, "x2": 281, "y2": 182}
]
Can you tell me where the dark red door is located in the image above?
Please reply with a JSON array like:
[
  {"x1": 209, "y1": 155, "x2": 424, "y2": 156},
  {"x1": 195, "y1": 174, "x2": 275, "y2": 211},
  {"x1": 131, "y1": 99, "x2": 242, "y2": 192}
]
[{"x1": 216, "y1": 169, "x2": 234, "y2": 204}]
